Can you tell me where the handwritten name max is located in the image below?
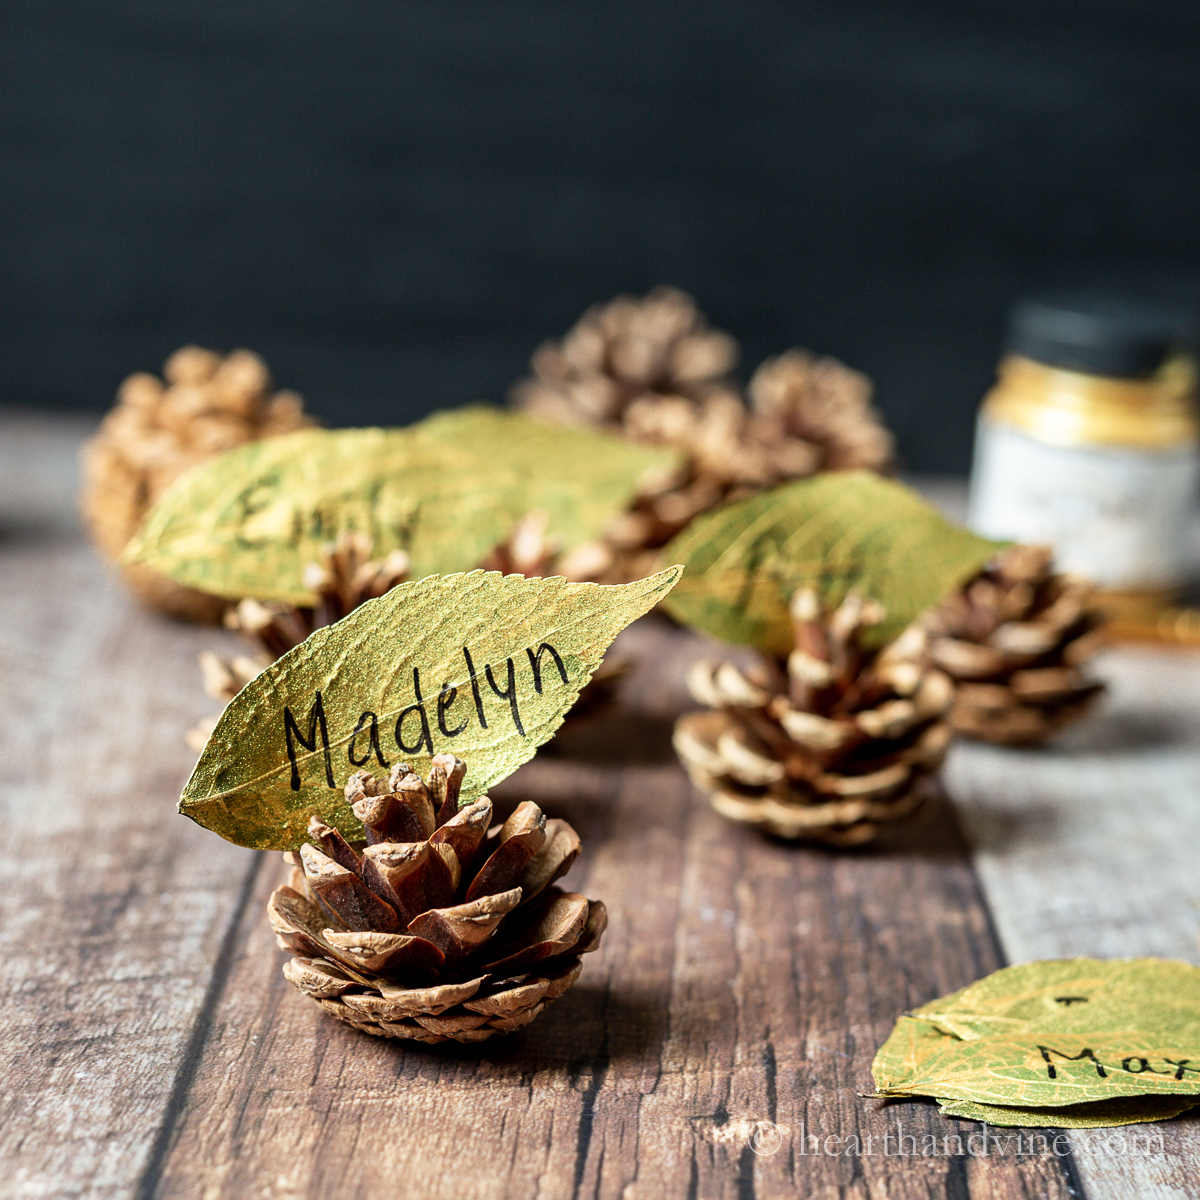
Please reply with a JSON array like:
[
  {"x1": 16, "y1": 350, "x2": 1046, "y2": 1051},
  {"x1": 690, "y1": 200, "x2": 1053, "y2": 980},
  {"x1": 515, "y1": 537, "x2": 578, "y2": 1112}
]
[
  {"x1": 1038, "y1": 1046, "x2": 1197, "y2": 1081},
  {"x1": 282, "y1": 643, "x2": 570, "y2": 790}
]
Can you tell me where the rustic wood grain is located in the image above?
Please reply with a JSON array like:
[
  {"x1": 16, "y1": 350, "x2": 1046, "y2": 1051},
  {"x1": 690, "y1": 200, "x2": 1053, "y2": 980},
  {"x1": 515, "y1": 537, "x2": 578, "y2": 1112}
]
[
  {"x1": 12, "y1": 415, "x2": 1194, "y2": 1199},
  {"x1": 947, "y1": 648, "x2": 1200, "y2": 1200},
  {"x1": 920, "y1": 466, "x2": 1200, "y2": 1200},
  {"x1": 145, "y1": 621, "x2": 1075, "y2": 1200},
  {"x1": 0, "y1": 414, "x2": 256, "y2": 1199}
]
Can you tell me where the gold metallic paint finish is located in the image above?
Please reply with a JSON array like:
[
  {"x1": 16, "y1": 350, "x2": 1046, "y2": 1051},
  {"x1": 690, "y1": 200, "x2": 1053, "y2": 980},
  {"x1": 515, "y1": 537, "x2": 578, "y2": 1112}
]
[
  {"x1": 123, "y1": 410, "x2": 682, "y2": 604},
  {"x1": 982, "y1": 354, "x2": 1200, "y2": 450},
  {"x1": 873, "y1": 958, "x2": 1200, "y2": 1120},
  {"x1": 1095, "y1": 586, "x2": 1185, "y2": 622},
  {"x1": 1104, "y1": 601, "x2": 1200, "y2": 648},
  {"x1": 663, "y1": 470, "x2": 1005, "y2": 656},
  {"x1": 180, "y1": 566, "x2": 683, "y2": 850}
]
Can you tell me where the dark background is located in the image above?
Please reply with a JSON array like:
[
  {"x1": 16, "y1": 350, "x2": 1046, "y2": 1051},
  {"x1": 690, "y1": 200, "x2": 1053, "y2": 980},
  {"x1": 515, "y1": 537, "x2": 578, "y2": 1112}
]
[{"x1": 4, "y1": 0, "x2": 1199, "y2": 472}]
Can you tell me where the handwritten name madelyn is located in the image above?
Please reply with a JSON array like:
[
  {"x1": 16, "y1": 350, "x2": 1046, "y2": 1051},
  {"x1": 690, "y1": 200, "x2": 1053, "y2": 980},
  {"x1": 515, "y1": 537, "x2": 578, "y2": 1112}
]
[{"x1": 282, "y1": 642, "x2": 570, "y2": 790}]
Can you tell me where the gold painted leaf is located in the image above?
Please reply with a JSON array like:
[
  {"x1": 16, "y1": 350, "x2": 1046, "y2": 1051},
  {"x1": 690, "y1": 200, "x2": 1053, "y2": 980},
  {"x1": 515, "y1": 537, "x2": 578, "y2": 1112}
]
[
  {"x1": 123, "y1": 408, "x2": 680, "y2": 603},
  {"x1": 871, "y1": 1013, "x2": 953, "y2": 1095},
  {"x1": 910, "y1": 957, "x2": 1200, "y2": 1045},
  {"x1": 873, "y1": 959, "x2": 1200, "y2": 1115},
  {"x1": 884, "y1": 1032, "x2": 1200, "y2": 1107},
  {"x1": 181, "y1": 566, "x2": 682, "y2": 850},
  {"x1": 661, "y1": 472, "x2": 1005, "y2": 654},
  {"x1": 937, "y1": 1095, "x2": 1200, "y2": 1129}
]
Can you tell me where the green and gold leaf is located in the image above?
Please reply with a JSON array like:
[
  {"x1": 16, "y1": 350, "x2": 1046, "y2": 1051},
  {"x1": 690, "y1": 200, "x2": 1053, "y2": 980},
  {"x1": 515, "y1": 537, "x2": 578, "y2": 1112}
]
[
  {"x1": 662, "y1": 472, "x2": 1006, "y2": 654},
  {"x1": 882, "y1": 1031, "x2": 1200, "y2": 1107},
  {"x1": 873, "y1": 959, "x2": 1200, "y2": 1118},
  {"x1": 181, "y1": 566, "x2": 682, "y2": 850},
  {"x1": 910, "y1": 958, "x2": 1200, "y2": 1045},
  {"x1": 124, "y1": 408, "x2": 680, "y2": 603},
  {"x1": 937, "y1": 1095, "x2": 1200, "y2": 1129}
]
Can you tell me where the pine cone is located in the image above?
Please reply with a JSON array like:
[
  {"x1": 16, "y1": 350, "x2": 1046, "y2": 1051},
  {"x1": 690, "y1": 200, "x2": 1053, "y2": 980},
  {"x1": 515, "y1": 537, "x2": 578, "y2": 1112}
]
[
  {"x1": 268, "y1": 756, "x2": 606, "y2": 1043},
  {"x1": 509, "y1": 289, "x2": 894, "y2": 581},
  {"x1": 509, "y1": 288, "x2": 741, "y2": 579},
  {"x1": 186, "y1": 532, "x2": 412, "y2": 750},
  {"x1": 80, "y1": 345, "x2": 314, "y2": 620},
  {"x1": 744, "y1": 349, "x2": 894, "y2": 473},
  {"x1": 673, "y1": 590, "x2": 954, "y2": 845},
  {"x1": 202, "y1": 531, "x2": 411, "y2": 701},
  {"x1": 921, "y1": 544, "x2": 1106, "y2": 746},
  {"x1": 510, "y1": 285, "x2": 740, "y2": 428}
]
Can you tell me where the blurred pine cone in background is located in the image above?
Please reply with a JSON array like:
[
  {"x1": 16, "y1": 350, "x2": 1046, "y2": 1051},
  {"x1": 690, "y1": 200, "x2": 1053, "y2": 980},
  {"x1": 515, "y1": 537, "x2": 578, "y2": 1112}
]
[
  {"x1": 746, "y1": 349, "x2": 894, "y2": 475},
  {"x1": 509, "y1": 287, "x2": 894, "y2": 581},
  {"x1": 80, "y1": 345, "x2": 314, "y2": 620},
  {"x1": 510, "y1": 285, "x2": 741, "y2": 429},
  {"x1": 921, "y1": 544, "x2": 1106, "y2": 746}
]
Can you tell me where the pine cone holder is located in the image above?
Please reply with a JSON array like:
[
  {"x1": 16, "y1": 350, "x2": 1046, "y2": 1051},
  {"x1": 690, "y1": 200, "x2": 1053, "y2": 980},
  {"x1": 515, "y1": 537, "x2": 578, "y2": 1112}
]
[
  {"x1": 673, "y1": 592, "x2": 954, "y2": 846},
  {"x1": 921, "y1": 544, "x2": 1106, "y2": 746},
  {"x1": 197, "y1": 531, "x2": 412, "y2": 705},
  {"x1": 269, "y1": 755, "x2": 607, "y2": 1044},
  {"x1": 80, "y1": 344, "x2": 313, "y2": 620},
  {"x1": 510, "y1": 287, "x2": 894, "y2": 582}
]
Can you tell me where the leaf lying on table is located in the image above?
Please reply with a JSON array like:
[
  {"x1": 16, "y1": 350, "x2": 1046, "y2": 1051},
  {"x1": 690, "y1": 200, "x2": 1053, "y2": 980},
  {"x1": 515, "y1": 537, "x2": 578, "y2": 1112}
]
[
  {"x1": 937, "y1": 1095, "x2": 1200, "y2": 1129},
  {"x1": 181, "y1": 566, "x2": 681, "y2": 851},
  {"x1": 873, "y1": 958, "x2": 1200, "y2": 1127},
  {"x1": 661, "y1": 471, "x2": 1005, "y2": 655},
  {"x1": 907, "y1": 957, "x2": 1200, "y2": 1045},
  {"x1": 123, "y1": 408, "x2": 681, "y2": 603}
]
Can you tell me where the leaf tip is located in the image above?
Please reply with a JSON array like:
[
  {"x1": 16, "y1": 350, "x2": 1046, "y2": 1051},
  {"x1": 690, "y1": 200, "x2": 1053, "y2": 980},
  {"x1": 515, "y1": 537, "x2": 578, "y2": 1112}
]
[{"x1": 117, "y1": 534, "x2": 145, "y2": 567}]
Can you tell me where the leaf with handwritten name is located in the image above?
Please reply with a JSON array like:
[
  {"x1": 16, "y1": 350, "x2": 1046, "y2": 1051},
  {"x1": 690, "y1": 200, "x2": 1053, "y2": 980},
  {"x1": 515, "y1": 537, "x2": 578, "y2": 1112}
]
[
  {"x1": 662, "y1": 472, "x2": 1006, "y2": 654},
  {"x1": 873, "y1": 959, "x2": 1200, "y2": 1118},
  {"x1": 909, "y1": 958, "x2": 1200, "y2": 1045},
  {"x1": 885, "y1": 1031, "x2": 1200, "y2": 1107},
  {"x1": 123, "y1": 408, "x2": 680, "y2": 603},
  {"x1": 180, "y1": 566, "x2": 682, "y2": 850},
  {"x1": 937, "y1": 1095, "x2": 1200, "y2": 1129}
]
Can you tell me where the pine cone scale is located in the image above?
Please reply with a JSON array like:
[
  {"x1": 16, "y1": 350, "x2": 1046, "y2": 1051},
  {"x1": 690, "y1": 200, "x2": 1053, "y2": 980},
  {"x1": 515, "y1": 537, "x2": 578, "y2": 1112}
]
[
  {"x1": 81, "y1": 345, "x2": 314, "y2": 619},
  {"x1": 510, "y1": 288, "x2": 893, "y2": 582}
]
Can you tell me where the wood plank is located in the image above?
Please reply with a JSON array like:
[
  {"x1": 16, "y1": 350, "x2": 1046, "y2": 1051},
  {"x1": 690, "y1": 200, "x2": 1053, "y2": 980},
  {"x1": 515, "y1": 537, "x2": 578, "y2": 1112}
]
[
  {"x1": 152, "y1": 620, "x2": 1076, "y2": 1199},
  {"x1": 0, "y1": 414, "x2": 255, "y2": 1199},
  {"x1": 948, "y1": 646, "x2": 1200, "y2": 1200}
]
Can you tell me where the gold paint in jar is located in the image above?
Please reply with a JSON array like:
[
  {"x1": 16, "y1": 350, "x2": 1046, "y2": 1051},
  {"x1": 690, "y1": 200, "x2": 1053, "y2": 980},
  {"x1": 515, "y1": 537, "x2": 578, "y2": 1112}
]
[{"x1": 969, "y1": 298, "x2": 1199, "y2": 617}]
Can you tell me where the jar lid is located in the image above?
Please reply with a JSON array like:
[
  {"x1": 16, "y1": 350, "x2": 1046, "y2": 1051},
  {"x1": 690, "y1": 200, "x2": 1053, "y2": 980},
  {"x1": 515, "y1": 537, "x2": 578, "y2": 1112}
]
[{"x1": 1006, "y1": 296, "x2": 1196, "y2": 379}]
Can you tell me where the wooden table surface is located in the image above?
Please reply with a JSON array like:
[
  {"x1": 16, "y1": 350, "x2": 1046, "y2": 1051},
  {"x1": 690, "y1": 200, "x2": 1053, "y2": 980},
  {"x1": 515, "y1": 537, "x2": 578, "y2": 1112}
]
[{"x1": 3, "y1": 411, "x2": 1199, "y2": 1200}]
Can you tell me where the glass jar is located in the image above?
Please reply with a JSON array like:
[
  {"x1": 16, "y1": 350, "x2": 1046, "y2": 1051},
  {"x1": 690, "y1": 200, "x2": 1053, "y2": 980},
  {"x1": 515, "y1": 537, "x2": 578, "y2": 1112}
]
[{"x1": 968, "y1": 297, "x2": 1199, "y2": 616}]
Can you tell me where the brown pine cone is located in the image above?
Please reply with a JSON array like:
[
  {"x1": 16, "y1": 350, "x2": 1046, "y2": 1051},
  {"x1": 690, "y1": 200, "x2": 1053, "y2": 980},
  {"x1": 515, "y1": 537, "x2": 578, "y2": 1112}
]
[
  {"x1": 921, "y1": 544, "x2": 1106, "y2": 746},
  {"x1": 268, "y1": 756, "x2": 607, "y2": 1043},
  {"x1": 80, "y1": 345, "x2": 314, "y2": 620},
  {"x1": 509, "y1": 288, "x2": 742, "y2": 579},
  {"x1": 509, "y1": 289, "x2": 895, "y2": 581},
  {"x1": 510, "y1": 285, "x2": 740, "y2": 428},
  {"x1": 673, "y1": 590, "x2": 954, "y2": 845},
  {"x1": 744, "y1": 349, "x2": 894, "y2": 474},
  {"x1": 187, "y1": 532, "x2": 412, "y2": 750}
]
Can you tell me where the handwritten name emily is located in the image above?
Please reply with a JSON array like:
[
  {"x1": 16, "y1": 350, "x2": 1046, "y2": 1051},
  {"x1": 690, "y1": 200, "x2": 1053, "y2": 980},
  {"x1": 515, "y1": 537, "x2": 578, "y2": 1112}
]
[{"x1": 281, "y1": 642, "x2": 570, "y2": 790}]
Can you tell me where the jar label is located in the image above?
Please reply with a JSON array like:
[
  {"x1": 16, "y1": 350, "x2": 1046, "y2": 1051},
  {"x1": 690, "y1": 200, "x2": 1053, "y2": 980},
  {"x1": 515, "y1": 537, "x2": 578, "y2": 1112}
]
[{"x1": 968, "y1": 418, "x2": 1199, "y2": 588}]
